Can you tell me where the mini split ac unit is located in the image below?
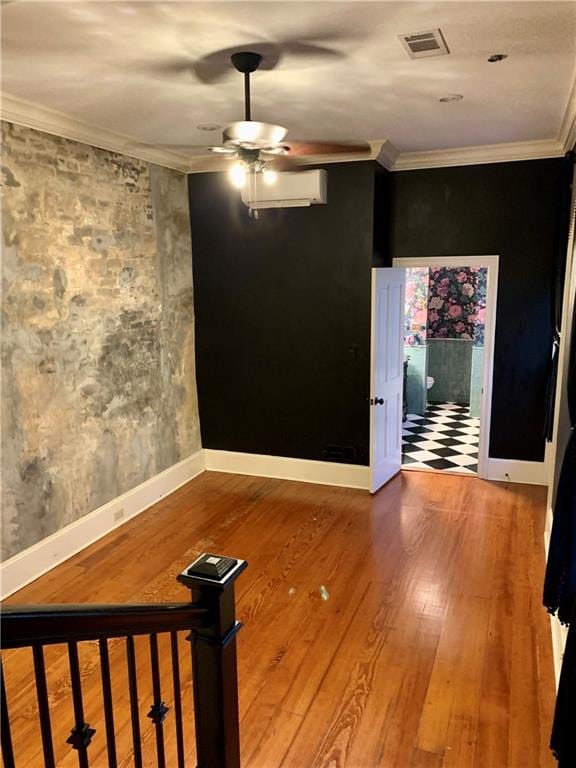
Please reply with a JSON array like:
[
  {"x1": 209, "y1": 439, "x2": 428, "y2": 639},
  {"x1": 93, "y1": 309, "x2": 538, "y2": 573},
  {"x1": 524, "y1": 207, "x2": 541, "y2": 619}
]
[{"x1": 241, "y1": 169, "x2": 327, "y2": 210}]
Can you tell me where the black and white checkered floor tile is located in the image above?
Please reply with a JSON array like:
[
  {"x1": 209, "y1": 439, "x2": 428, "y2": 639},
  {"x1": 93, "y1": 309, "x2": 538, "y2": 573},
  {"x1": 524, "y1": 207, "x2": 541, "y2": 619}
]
[{"x1": 402, "y1": 402, "x2": 479, "y2": 475}]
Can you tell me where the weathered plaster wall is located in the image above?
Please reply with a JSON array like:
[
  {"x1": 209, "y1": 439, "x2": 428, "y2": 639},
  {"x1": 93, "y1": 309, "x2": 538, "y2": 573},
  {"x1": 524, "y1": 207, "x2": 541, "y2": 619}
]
[{"x1": 1, "y1": 121, "x2": 201, "y2": 560}]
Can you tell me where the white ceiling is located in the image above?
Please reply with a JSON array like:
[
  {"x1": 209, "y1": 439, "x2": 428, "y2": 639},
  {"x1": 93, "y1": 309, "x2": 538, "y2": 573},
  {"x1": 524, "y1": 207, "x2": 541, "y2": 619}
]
[{"x1": 2, "y1": 1, "x2": 576, "y2": 169}]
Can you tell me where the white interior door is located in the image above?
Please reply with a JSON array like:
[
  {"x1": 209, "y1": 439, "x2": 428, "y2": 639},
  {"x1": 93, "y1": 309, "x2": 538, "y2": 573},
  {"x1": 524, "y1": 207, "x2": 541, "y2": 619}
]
[{"x1": 370, "y1": 268, "x2": 405, "y2": 493}]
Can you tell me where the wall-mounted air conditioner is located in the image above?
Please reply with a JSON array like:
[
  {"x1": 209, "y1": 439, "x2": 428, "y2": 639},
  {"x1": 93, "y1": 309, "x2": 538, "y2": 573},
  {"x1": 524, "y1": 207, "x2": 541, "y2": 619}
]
[{"x1": 240, "y1": 169, "x2": 327, "y2": 210}]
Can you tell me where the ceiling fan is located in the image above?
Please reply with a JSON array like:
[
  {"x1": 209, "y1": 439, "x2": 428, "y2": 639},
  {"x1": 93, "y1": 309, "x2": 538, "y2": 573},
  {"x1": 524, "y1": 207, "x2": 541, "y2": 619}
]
[{"x1": 207, "y1": 50, "x2": 370, "y2": 189}]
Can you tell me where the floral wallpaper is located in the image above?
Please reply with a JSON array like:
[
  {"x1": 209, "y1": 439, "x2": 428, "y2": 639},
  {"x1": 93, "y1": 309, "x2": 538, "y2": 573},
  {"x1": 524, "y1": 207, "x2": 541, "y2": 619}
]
[
  {"x1": 474, "y1": 267, "x2": 487, "y2": 346},
  {"x1": 404, "y1": 266, "x2": 487, "y2": 347},
  {"x1": 428, "y1": 266, "x2": 486, "y2": 346},
  {"x1": 404, "y1": 267, "x2": 429, "y2": 345}
]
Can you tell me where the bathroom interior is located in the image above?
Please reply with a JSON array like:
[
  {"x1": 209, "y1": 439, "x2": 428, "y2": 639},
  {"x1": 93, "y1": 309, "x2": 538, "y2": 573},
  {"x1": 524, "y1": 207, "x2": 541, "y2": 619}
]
[{"x1": 402, "y1": 265, "x2": 486, "y2": 475}]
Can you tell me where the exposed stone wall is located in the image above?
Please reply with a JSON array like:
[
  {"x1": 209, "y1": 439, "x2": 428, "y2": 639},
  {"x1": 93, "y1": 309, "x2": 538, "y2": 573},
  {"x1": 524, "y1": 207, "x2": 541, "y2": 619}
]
[{"x1": 1, "y1": 121, "x2": 201, "y2": 560}]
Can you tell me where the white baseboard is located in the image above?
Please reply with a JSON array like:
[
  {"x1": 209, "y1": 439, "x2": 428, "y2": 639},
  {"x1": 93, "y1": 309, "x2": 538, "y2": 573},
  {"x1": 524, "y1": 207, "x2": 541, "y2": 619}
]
[
  {"x1": 0, "y1": 449, "x2": 548, "y2": 598},
  {"x1": 0, "y1": 450, "x2": 205, "y2": 599},
  {"x1": 485, "y1": 457, "x2": 547, "y2": 486},
  {"x1": 204, "y1": 449, "x2": 370, "y2": 490}
]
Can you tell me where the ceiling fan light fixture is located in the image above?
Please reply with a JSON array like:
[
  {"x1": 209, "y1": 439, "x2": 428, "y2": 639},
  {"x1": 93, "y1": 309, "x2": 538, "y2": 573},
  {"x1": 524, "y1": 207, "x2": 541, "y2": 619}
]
[
  {"x1": 223, "y1": 121, "x2": 288, "y2": 149},
  {"x1": 228, "y1": 161, "x2": 247, "y2": 189}
]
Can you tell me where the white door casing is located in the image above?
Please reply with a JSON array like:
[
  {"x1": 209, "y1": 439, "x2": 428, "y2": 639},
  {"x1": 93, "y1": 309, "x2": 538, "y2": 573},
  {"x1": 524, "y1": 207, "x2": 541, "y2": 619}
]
[{"x1": 369, "y1": 268, "x2": 406, "y2": 493}]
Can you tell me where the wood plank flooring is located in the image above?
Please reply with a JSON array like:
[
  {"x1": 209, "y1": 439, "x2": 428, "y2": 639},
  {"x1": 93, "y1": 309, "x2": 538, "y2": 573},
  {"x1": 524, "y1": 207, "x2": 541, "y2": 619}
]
[{"x1": 1, "y1": 470, "x2": 556, "y2": 767}]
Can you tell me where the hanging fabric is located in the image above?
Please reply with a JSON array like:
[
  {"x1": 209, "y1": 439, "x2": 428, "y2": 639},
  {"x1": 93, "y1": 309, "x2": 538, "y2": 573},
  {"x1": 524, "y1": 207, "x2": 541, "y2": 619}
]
[
  {"x1": 543, "y1": 285, "x2": 576, "y2": 623},
  {"x1": 550, "y1": 600, "x2": 576, "y2": 767},
  {"x1": 546, "y1": 160, "x2": 576, "y2": 767},
  {"x1": 545, "y1": 156, "x2": 573, "y2": 442},
  {"x1": 544, "y1": 430, "x2": 576, "y2": 623}
]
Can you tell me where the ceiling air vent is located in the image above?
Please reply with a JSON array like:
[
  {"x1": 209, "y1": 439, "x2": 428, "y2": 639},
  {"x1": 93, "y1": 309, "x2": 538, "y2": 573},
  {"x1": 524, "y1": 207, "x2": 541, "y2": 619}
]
[{"x1": 398, "y1": 28, "x2": 450, "y2": 59}]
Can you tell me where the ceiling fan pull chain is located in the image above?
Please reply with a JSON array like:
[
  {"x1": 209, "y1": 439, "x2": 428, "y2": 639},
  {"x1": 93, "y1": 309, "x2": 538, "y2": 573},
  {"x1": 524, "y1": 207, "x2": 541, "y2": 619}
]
[{"x1": 248, "y1": 167, "x2": 259, "y2": 219}]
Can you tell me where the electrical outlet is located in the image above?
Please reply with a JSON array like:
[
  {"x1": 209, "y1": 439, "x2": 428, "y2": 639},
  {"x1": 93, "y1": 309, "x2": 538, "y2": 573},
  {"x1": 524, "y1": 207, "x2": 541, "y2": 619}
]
[{"x1": 114, "y1": 508, "x2": 125, "y2": 522}]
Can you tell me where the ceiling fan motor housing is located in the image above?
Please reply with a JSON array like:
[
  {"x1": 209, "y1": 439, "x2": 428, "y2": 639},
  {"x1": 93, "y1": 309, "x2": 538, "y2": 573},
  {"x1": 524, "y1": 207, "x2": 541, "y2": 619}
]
[
  {"x1": 223, "y1": 121, "x2": 288, "y2": 150},
  {"x1": 231, "y1": 51, "x2": 263, "y2": 74}
]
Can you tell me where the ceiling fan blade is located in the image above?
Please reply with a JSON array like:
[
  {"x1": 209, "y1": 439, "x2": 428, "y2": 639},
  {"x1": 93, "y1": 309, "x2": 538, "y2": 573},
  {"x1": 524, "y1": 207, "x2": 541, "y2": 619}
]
[
  {"x1": 282, "y1": 42, "x2": 345, "y2": 62},
  {"x1": 127, "y1": 23, "x2": 360, "y2": 85},
  {"x1": 281, "y1": 22, "x2": 367, "y2": 47},
  {"x1": 284, "y1": 141, "x2": 371, "y2": 157},
  {"x1": 123, "y1": 57, "x2": 198, "y2": 83}
]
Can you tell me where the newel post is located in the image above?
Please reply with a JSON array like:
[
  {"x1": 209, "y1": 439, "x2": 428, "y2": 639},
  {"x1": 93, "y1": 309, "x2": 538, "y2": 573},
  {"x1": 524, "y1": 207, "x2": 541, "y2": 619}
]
[{"x1": 177, "y1": 554, "x2": 247, "y2": 768}]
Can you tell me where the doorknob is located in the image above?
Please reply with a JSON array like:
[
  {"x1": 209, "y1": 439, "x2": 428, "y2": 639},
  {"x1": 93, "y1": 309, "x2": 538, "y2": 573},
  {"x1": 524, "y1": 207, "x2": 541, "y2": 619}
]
[{"x1": 372, "y1": 397, "x2": 384, "y2": 406}]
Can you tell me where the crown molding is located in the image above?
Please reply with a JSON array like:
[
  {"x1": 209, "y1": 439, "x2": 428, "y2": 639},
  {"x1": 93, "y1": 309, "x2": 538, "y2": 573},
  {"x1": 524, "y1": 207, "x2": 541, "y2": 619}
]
[
  {"x1": 559, "y1": 73, "x2": 576, "y2": 153},
  {"x1": 0, "y1": 93, "x2": 387, "y2": 174},
  {"x1": 0, "y1": 92, "x2": 191, "y2": 173},
  {"x1": 375, "y1": 139, "x2": 399, "y2": 170},
  {"x1": 2, "y1": 89, "x2": 573, "y2": 177},
  {"x1": 392, "y1": 138, "x2": 565, "y2": 171}
]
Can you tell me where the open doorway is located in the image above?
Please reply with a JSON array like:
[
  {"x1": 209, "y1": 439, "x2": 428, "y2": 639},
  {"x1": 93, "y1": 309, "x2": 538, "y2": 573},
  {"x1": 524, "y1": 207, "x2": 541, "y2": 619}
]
[{"x1": 392, "y1": 256, "x2": 499, "y2": 479}]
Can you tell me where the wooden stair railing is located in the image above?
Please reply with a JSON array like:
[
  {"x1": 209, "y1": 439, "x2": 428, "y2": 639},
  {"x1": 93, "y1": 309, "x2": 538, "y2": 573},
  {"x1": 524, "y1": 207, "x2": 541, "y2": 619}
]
[{"x1": 0, "y1": 554, "x2": 247, "y2": 768}]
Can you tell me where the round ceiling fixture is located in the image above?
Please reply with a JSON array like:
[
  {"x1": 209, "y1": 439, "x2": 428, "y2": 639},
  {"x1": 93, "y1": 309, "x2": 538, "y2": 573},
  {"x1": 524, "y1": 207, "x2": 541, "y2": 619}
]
[
  {"x1": 488, "y1": 54, "x2": 508, "y2": 63},
  {"x1": 439, "y1": 94, "x2": 464, "y2": 103},
  {"x1": 196, "y1": 123, "x2": 221, "y2": 132}
]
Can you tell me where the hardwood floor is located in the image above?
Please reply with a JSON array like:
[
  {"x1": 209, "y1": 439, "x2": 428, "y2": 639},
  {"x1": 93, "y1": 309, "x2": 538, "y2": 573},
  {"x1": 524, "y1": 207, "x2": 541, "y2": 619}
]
[{"x1": 2, "y1": 470, "x2": 556, "y2": 767}]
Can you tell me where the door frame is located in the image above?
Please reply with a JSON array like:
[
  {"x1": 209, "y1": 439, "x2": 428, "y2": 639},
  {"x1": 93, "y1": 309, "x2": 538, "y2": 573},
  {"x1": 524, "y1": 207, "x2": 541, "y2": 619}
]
[{"x1": 392, "y1": 254, "x2": 500, "y2": 480}]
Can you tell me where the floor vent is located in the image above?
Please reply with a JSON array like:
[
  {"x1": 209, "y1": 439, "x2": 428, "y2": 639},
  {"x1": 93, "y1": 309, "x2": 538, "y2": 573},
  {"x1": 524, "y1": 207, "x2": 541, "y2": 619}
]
[{"x1": 398, "y1": 28, "x2": 450, "y2": 59}]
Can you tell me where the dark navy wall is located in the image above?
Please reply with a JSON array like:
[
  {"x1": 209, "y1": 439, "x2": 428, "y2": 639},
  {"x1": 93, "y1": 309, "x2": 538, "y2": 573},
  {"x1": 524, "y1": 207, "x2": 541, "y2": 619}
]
[
  {"x1": 189, "y1": 157, "x2": 569, "y2": 466},
  {"x1": 387, "y1": 158, "x2": 570, "y2": 461},
  {"x1": 188, "y1": 162, "x2": 376, "y2": 464}
]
